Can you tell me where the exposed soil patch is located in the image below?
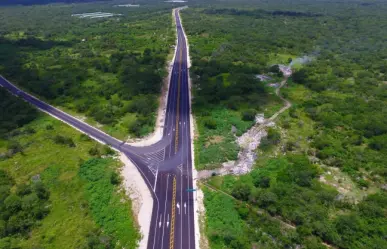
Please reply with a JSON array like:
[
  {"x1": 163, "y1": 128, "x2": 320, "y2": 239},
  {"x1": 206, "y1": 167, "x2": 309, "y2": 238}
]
[{"x1": 205, "y1": 135, "x2": 224, "y2": 148}]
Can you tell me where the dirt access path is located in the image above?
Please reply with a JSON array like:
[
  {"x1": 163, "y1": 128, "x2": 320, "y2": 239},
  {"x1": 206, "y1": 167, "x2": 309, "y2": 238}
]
[{"x1": 197, "y1": 74, "x2": 292, "y2": 178}]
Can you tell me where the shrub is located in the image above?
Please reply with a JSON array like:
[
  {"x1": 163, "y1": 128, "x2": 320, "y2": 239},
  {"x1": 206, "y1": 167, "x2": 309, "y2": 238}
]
[
  {"x1": 110, "y1": 172, "x2": 120, "y2": 185},
  {"x1": 232, "y1": 182, "x2": 251, "y2": 201},
  {"x1": 242, "y1": 109, "x2": 256, "y2": 121},
  {"x1": 53, "y1": 135, "x2": 75, "y2": 147},
  {"x1": 88, "y1": 146, "x2": 100, "y2": 157},
  {"x1": 103, "y1": 145, "x2": 115, "y2": 156},
  {"x1": 6, "y1": 141, "x2": 23, "y2": 155},
  {"x1": 369, "y1": 134, "x2": 387, "y2": 151},
  {"x1": 203, "y1": 118, "x2": 217, "y2": 129},
  {"x1": 260, "y1": 128, "x2": 281, "y2": 151},
  {"x1": 79, "y1": 134, "x2": 92, "y2": 142}
]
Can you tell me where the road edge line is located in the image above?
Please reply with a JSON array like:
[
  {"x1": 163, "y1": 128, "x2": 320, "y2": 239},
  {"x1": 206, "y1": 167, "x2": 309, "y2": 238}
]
[{"x1": 177, "y1": 7, "x2": 205, "y2": 249}]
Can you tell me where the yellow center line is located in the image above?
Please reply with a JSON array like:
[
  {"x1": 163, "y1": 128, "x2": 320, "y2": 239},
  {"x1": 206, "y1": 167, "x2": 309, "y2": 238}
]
[
  {"x1": 169, "y1": 176, "x2": 177, "y2": 249},
  {"x1": 174, "y1": 44, "x2": 183, "y2": 153}
]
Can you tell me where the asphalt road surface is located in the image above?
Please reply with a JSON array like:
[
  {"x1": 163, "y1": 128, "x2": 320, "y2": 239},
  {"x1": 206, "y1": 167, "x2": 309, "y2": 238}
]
[{"x1": 0, "y1": 8, "x2": 195, "y2": 249}]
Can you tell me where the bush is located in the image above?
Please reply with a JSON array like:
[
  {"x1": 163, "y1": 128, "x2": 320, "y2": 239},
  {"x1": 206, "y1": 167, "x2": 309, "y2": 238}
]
[
  {"x1": 110, "y1": 172, "x2": 120, "y2": 185},
  {"x1": 79, "y1": 134, "x2": 92, "y2": 142},
  {"x1": 79, "y1": 159, "x2": 139, "y2": 247},
  {"x1": 232, "y1": 182, "x2": 251, "y2": 201},
  {"x1": 285, "y1": 141, "x2": 297, "y2": 151},
  {"x1": 268, "y1": 64, "x2": 284, "y2": 77},
  {"x1": 257, "y1": 176, "x2": 271, "y2": 188},
  {"x1": 53, "y1": 135, "x2": 75, "y2": 147},
  {"x1": 88, "y1": 146, "x2": 100, "y2": 157},
  {"x1": 242, "y1": 109, "x2": 256, "y2": 121},
  {"x1": 260, "y1": 128, "x2": 281, "y2": 151},
  {"x1": 6, "y1": 141, "x2": 23, "y2": 155},
  {"x1": 203, "y1": 118, "x2": 217, "y2": 129},
  {"x1": 368, "y1": 134, "x2": 387, "y2": 151},
  {"x1": 103, "y1": 145, "x2": 115, "y2": 156},
  {"x1": 0, "y1": 170, "x2": 50, "y2": 240}
]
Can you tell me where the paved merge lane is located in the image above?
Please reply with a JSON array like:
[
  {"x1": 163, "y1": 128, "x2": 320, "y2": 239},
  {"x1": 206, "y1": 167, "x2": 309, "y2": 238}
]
[{"x1": 0, "y1": 8, "x2": 194, "y2": 249}]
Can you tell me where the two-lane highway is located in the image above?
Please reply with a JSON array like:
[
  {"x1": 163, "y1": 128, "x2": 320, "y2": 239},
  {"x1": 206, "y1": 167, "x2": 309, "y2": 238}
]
[
  {"x1": 0, "y1": 8, "x2": 195, "y2": 249},
  {"x1": 145, "y1": 8, "x2": 195, "y2": 249}
]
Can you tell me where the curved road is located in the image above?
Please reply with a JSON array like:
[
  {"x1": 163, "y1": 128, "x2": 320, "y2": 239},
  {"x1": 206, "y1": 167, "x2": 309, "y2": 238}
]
[{"x1": 0, "y1": 8, "x2": 194, "y2": 249}]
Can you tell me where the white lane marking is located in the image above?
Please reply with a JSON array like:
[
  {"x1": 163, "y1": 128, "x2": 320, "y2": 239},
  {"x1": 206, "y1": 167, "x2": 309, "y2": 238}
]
[
  {"x1": 159, "y1": 214, "x2": 163, "y2": 228},
  {"x1": 165, "y1": 61, "x2": 178, "y2": 135},
  {"x1": 177, "y1": 202, "x2": 180, "y2": 215},
  {"x1": 153, "y1": 164, "x2": 159, "y2": 192},
  {"x1": 164, "y1": 29, "x2": 180, "y2": 139},
  {"x1": 180, "y1": 23, "x2": 193, "y2": 248},
  {"x1": 167, "y1": 214, "x2": 170, "y2": 228},
  {"x1": 161, "y1": 174, "x2": 170, "y2": 249},
  {"x1": 178, "y1": 10, "x2": 194, "y2": 248},
  {"x1": 167, "y1": 43, "x2": 179, "y2": 137},
  {"x1": 126, "y1": 158, "x2": 160, "y2": 249}
]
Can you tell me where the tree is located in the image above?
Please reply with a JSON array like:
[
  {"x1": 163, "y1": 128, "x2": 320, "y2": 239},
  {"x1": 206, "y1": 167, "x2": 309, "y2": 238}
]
[
  {"x1": 4, "y1": 195, "x2": 21, "y2": 213},
  {"x1": 203, "y1": 118, "x2": 217, "y2": 129},
  {"x1": 242, "y1": 109, "x2": 256, "y2": 121},
  {"x1": 33, "y1": 182, "x2": 49, "y2": 200},
  {"x1": 369, "y1": 134, "x2": 387, "y2": 151},
  {"x1": 232, "y1": 182, "x2": 251, "y2": 201},
  {"x1": 258, "y1": 176, "x2": 271, "y2": 188},
  {"x1": 292, "y1": 69, "x2": 307, "y2": 84},
  {"x1": 257, "y1": 190, "x2": 277, "y2": 208},
  {"x1": 110, "y1": 172, "x2": 120, "y2": 185}
]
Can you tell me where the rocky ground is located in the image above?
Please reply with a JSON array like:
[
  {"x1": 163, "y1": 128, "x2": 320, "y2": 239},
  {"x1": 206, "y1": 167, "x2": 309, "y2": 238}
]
[{"x1": 197, "y1": 66, "x2": 292, "y2": 179}]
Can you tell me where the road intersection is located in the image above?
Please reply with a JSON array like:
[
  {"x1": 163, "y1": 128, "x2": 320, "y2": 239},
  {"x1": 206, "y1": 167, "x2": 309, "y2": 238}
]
[{"x1": 0, "y1": 8, "x2": 195, "y2": 249}]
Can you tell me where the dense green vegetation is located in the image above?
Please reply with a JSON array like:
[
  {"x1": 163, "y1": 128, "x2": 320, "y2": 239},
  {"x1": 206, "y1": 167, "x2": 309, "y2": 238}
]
[
  {"x1": 288, "y1": 59, "x2": 387, "y2": 184},
  {"x1": 79, "y1": 158, "x2": 139, "y2": 248},
  {"x1": 0, "y1": 2, "x2": 174, "y2": 139},
  {"x1": 0, "y1": 170, "x2": 50, "y2": 248},
  {"x1": 205, "y1": 155, "x2": 387, "y2": 248},
  {"x1": 0, "y1": 89, "x2": 38, "y2": 138},
  {"x1": 183, "y1": 8, "x2": 287, "y2": 169},
  {"x1": 184, "y1": 0, "x2": 387, "y2": 248},
  {"x1": 0, "y1": 89, "x2": 138, "y2": 248}
]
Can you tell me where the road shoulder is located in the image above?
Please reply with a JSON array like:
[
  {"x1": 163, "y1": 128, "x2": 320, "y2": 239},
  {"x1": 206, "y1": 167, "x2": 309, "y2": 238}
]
[{"x1": 120, "y1": 153, "x2": 154, "y2": 249}]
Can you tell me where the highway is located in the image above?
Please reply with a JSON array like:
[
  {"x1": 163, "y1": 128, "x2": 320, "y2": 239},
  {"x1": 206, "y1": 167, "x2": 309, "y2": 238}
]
[{"x1": 0, "y1": 8, "x2": 195, "y2": 249}]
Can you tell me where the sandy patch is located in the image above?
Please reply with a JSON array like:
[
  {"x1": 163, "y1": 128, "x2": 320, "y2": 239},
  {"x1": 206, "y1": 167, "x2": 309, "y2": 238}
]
[{"x1": 120, "y1": 153, "x2": 153, "y2": 249}]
